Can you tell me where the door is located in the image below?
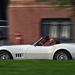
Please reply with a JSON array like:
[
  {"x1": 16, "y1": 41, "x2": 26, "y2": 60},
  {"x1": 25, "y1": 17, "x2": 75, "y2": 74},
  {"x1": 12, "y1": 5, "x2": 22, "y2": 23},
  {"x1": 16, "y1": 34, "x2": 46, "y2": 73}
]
[{"x1": 26, "y1": 45, "x2": 54, "y2": 59}]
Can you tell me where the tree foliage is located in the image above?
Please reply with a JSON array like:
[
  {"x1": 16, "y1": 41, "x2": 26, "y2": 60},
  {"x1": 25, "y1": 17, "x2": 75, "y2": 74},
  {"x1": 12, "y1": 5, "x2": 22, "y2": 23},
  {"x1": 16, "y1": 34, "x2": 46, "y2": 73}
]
[{"x1": 40, "y1": 0, "x2": 75, "y2": 16}]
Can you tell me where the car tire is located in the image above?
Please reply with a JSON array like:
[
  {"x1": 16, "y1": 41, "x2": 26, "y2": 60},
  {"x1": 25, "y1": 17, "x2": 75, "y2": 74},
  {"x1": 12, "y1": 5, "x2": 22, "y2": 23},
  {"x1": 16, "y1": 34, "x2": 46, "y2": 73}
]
[
  {"x1": 0, "y1": 51, "x2": 12, "y2": 59},
  {"x1": 54, "y1": 51, "x2": 72, "y2": 60}
]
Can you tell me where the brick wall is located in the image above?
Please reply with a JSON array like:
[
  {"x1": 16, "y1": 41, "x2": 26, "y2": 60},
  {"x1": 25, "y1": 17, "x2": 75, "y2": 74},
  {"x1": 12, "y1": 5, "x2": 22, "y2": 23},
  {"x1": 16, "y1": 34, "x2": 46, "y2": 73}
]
[{"x1": 7, "y1": 1, "x2": 75, "y2": 44}]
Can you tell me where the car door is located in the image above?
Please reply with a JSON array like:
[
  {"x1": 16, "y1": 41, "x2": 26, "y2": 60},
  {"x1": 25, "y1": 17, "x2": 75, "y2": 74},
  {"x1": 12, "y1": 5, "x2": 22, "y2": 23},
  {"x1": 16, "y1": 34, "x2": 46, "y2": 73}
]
[{"x1": 26, "y1": 45, "x2": 55, "y2": 59}]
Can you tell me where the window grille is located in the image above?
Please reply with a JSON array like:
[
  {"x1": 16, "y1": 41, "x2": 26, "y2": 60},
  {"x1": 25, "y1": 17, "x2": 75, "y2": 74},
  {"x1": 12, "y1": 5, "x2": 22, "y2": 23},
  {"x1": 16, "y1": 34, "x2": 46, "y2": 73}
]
[
  {"x1": 41, "y1": 18, "x2": 72, "y2": 42},
  {"x1": 36, "y1": 0, "x2": 71, "y2": 2},
  {"x1": 36, "y1": 0, "x2": 58, "y2": 2}
]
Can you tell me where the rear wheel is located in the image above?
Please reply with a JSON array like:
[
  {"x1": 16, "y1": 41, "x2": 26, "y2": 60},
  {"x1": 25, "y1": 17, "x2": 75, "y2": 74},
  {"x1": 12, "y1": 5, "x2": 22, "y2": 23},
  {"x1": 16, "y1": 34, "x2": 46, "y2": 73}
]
[
  {"x1": 54, "y1": 51, "x2": 72, "y2": 60},
  {"x1": 0, "y1": 51, "x2": 12, "y2": 59}
]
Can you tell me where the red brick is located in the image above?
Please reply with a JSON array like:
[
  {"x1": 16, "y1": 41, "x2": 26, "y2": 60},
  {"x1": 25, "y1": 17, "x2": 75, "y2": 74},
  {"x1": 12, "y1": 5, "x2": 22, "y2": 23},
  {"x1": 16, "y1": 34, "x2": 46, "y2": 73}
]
[{"x1": 7, "y1": 1, "x2": 75, "y2": 44}]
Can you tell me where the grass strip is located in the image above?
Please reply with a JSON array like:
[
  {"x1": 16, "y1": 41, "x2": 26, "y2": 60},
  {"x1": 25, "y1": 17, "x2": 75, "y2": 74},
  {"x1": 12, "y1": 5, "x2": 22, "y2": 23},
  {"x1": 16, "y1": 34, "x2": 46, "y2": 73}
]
[{"x1": 0, "y1": 60, "x2": 75, "y2": 75}]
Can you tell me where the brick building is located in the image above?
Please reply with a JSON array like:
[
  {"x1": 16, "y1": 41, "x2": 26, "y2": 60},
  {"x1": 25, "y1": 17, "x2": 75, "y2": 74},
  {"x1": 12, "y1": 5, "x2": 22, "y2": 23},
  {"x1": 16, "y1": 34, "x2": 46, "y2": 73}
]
[{"x1": 0, "y1": 0, "x2": 75, "y2": 45}]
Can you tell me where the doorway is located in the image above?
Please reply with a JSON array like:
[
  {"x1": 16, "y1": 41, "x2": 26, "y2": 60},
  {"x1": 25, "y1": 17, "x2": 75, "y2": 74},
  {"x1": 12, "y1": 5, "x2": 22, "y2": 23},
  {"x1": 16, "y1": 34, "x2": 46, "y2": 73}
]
[{"x1": 0, "y1": 0, "x2": 9, "y2": 45}]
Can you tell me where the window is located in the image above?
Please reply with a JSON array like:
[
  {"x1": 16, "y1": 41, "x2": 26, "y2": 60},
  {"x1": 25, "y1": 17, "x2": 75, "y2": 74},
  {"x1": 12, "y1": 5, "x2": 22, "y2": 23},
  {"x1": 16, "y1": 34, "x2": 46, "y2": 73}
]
[
  {"x1": 36, "y1": 0, "x2": 71, "y2": 2},
  {"x1": 0, "y1": 0, "x2": 9, "y2": 20},
  {"x1": 41, "y1": 18, "x2": 72, "y2": 42},
  {"x1": 36, "y1": 0, "x2": 58, "y2": 2},
  {"x1": 0, "y1": 20, "x2": 8, "y2": 40},
  {"x1": 0, "y1": 0, "x2": 9, "y2": 45},
  {"x1": 0, "y1": 0, "x2": 9, "y2": 40}
]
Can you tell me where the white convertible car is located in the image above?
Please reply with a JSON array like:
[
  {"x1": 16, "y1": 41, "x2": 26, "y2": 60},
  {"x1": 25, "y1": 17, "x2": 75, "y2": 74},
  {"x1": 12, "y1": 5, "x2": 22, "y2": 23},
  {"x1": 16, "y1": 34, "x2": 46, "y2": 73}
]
[{"x1": 0, "y1": 36, "x2": 75, "y2": 60}]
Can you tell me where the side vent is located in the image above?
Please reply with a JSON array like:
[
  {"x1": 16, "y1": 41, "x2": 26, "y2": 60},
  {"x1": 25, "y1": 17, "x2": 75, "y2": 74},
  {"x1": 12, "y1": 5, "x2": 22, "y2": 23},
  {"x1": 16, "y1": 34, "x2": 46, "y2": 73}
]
[{"x1": 16, "y1": 53, "x2": 23, "y2": 58}]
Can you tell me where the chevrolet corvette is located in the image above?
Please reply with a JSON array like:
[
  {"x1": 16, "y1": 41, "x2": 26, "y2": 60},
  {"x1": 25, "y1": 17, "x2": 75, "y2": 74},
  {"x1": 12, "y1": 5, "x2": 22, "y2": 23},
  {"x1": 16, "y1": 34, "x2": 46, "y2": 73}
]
[{"x1": 0, "y1": 36, "x2": 75, "y2": 60}]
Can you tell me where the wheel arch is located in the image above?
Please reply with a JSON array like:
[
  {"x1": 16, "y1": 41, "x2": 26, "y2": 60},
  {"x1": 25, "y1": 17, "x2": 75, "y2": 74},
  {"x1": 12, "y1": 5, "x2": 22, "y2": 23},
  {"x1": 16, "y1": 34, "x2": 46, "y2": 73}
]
[
  {"x1": 0, "y1": 50, "x2": 13, "y2": 59},
  {"x1": 53, "y1": 49, "x2": 73, "y2": 60}
]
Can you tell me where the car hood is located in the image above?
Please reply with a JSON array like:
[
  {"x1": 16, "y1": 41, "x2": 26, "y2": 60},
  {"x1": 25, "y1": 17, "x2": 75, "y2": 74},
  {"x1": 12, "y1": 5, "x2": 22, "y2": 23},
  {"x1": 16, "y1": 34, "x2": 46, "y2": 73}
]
[
  {"x1": 0, "y1": 44, "x2": 31, "y2": 51},
  {"x1": 0, "y1": 44, "x2": 30, "y2": 48}
]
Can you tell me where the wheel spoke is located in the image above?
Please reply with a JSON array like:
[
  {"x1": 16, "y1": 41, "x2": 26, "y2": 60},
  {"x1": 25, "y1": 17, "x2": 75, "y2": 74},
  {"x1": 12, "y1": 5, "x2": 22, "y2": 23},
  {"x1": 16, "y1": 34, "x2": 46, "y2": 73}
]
[
  {"x1": 57, "y1": 53, "x2": 68, "y2": 60},
  {"x1": 0, "y1": 51, "x2": 10, "y2": 59}
]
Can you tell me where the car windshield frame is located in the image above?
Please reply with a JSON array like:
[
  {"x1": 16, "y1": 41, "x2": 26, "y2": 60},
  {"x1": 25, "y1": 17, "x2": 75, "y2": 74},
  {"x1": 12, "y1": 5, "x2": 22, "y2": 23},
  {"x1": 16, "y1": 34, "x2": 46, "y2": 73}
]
[{"x1": 31, "y1": 37, "x2": 43, "y2": 46}]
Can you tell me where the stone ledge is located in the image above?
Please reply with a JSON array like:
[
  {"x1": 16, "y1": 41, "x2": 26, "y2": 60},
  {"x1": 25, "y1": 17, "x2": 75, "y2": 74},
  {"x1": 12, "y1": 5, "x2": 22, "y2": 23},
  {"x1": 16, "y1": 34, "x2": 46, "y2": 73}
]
[{"x1": 8, "y1": 1, "x2": 72, "y2": 8}]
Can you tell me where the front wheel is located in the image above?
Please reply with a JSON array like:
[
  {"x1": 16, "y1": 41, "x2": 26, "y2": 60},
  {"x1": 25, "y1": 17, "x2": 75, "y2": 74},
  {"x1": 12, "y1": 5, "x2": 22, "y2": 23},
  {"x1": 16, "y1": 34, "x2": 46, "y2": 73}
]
[
  {"x1": 0, "y1": 51, "x2": 12, "y2": 59},
  {"x1": 53, "y1": 51, "x2": 72, "y2": 60}
]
